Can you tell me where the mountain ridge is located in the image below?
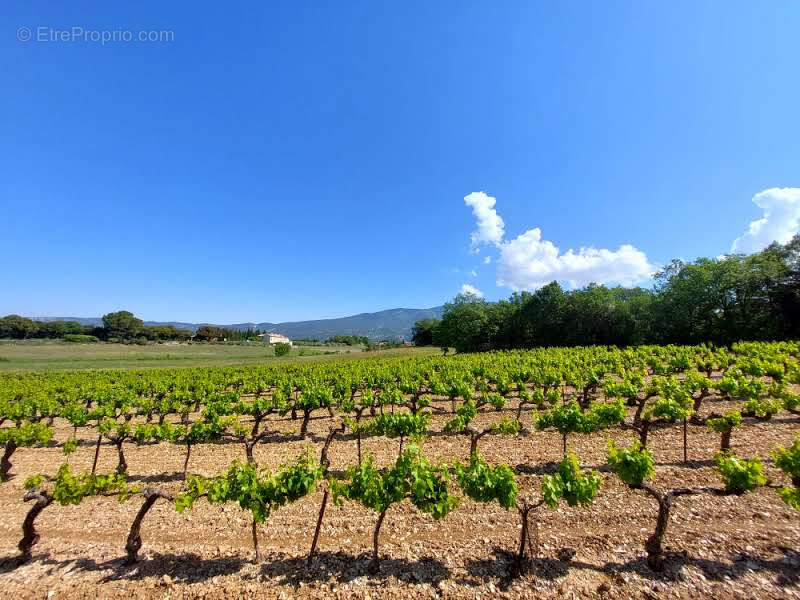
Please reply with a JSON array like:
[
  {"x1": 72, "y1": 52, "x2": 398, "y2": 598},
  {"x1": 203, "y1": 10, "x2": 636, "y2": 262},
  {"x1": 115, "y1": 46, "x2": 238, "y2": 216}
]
[{"x1": 30, "y1": 306, "x2": 445, "y2": 341}]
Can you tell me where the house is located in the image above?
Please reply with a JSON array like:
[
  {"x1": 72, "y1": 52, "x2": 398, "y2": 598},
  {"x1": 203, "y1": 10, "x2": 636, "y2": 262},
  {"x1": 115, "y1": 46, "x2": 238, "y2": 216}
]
[{"x1": 257, "y1": 332, "x2": 293, "y2": 346}]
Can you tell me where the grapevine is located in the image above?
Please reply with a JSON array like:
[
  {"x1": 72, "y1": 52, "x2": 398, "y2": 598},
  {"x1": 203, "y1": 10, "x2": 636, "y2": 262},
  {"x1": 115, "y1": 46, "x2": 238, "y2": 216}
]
[{"x1": 0, "y1": 339, "x2": 797, "y2": 578}]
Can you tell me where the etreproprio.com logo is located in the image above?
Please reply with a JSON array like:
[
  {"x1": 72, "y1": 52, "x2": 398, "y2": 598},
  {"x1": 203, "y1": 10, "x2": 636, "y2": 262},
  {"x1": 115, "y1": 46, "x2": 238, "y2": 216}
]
[{"x1": 17, "y1": 26, "x2": 174, "y2": 45}]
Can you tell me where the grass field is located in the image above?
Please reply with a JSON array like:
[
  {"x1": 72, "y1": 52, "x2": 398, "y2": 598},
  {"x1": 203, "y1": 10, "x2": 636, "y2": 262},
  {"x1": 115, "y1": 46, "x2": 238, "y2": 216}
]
[{"x1": 0, "y1": 340, "x2": 438, "y2": 371}]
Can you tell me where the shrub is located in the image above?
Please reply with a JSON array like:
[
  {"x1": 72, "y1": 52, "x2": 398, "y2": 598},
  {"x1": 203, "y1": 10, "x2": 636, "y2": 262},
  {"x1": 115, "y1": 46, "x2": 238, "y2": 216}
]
[
  {"x1": 274, "y1": 342, "x2": 291, "y2": 357},
  {"x1": 742, "y1": 398, "x2": 781, "y2": 420},
  {"x1": 589, "y1": 399, "x2": 627, "y2": 428},
  {"x1": 773, "y1": 436, "x2": 800, "y2": 509},
  {"x1": 707, "y1": 410, "x2": 742, "y2": 450},
  {"x1": 542, "y1": 453, "x2": 602, "y2": 508},
  {"x1": 63, "y1": 334, "x2": 99, "y2": 343},
  {"x1": 773, "y1": 436, "x2": 800, "y2": 483},
  {"x1": 779, "y1": 487, "x2": 800, "y2": 509},
  {"x1": 455, "y1": 453, "x2": 518, "y2": 509},
  {"x1": 706, "y1": 410, "x2": 742, "y2": 433},
  {"x1": 647, "y1": 396, "x2": 692, "y2": 422},
  {"x1": 715, "y1": 452, "x2": 765, "y2": 494},
  {"x1": 491, "y1": 416, "x2": 521, "y2": 436},
  {"x1": 782, "y1": 392, "x2": 800, "y2": 413},
  {"x1": 63, "y1": 437, "x2": 79, "y2": 456},
  {"x1": 607, "y1": 440, "x2": 654, "y2": 488}
]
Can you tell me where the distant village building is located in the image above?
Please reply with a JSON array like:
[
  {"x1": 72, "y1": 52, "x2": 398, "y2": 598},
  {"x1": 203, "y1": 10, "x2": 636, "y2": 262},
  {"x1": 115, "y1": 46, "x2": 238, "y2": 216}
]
[{"x1": 258, "y1": 332, "x2": 293, "y2": 346}]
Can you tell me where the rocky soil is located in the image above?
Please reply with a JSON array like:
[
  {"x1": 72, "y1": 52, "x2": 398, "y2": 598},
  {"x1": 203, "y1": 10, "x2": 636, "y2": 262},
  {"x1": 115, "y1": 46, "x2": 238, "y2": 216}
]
[{"x1": 1, "y1": 393, "x2": 799, "y2": 599}]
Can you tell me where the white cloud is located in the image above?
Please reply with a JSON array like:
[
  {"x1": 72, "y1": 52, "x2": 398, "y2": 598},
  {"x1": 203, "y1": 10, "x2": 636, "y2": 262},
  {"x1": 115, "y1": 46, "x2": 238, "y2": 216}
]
[
  {"x1": 462, "y1": 191, "x2": 655, "y2": 291},
  {"x1": 731, "y1": 187, "x2": 800, "y2": 253},
  {"x1": 460, "y1": 283, "x2": 484, "y2": 298},
  {"x1": 464, "y1": 192, "x2": 505, "y2": 248},
  {"x1": 483, "y1": 256, "x2": 492, "y2": 264},
  {"x1": 469, "y1": 270, "x2": 477, "y2": 277},
  {"x1": 496, "y1": 228, "x2": 654, "y2": 291}
]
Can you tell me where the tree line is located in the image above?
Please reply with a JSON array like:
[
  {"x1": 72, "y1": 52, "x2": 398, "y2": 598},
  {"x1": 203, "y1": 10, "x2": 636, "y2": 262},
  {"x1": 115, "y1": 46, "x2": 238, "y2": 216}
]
[
  {"x1": 0, "y1": 316, "x2": 95, "y2": 341},
  {"x1": 0, "y1": 312, "x2": 383, "y2": 346},
  {"x1": 0, "y1": 311, "x2": 265, "y2": 343},
  {"x1": 413, "y1": 236, "x2": 800, "y2": 352},
  {"x1": 325, "y1": 335, "x2": 371, "y2": 346}
]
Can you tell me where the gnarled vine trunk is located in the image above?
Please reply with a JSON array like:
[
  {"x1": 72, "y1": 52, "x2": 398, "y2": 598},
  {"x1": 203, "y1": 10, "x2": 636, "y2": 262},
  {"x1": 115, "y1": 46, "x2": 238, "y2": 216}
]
[
  {"x1": 579, "y1": 385, "x2": 592, "y2": 410},
  {"x1": 244, "y1": 441, "x2": 255, "y2": 464},
  {"x1": 512, "y1": 499, "x2": 542, "y2": 577},
  {"x1": 91, "y1": 434, "x2": 102, "y2": 474},
  {"x1": 19, "y1": 490, "x2": 53, "y2": 561},
  {"x1": 115, "y1": 440, "x2": 127, "y2": 475},
  {"x1": 720, "y1": 430, "x2": 732, "y2": 452},
  {"x1": 640, "y1": 485, "x2": 671, "y2": 571},
  {"x1": 306, "y1": 423, "x2": 344, "y2": 566},
  {"x1": 124, "y1": 489, "x2": 172, "y2": 564},
  {"x1": 633, "y1": 397, "x2": 648, "y2": 426},
  {"x1": 369, "y1": 509, "x2": 387, "y2": 574},
  {"x1": 251, "y1": 519, "x2": 260, "y2": 562},
  {"x1": 308, "y1": 424, "x2": 343, "y2": 565},
  {"x1": 300, "y1": 409, "x2": 312, "y2": 438},
  {"x1": 639, "y1": 485, "x2": 706, "y2": 572},
  {"x1": 183, "y1": 444, "x2": 192, "y2": 480},
  {"x1": 690, "y1": 393, "x2": 707, "y2": 424},
  {"x1": 515, "y1": 400, "x2": 526, "y2": 420},
  {"x1": 1, "y1": 439, "x2": 18, "y2": 481},
  {"x1": 638, "y1": 420, "x2": 651, "y2": 449},
  {"x1": 470, "y1": 432, "x2": 480, "y2": 457},
  {"x1": 683, "y1": 419, "x2": 688, "y2": 463},
  {"x1": 307, "y1": 488, "x2": 329, "y2": 566}
]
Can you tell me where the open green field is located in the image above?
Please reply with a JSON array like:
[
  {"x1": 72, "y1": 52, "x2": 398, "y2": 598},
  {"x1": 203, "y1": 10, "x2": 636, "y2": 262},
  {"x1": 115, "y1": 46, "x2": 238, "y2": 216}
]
[{"x1": 0, "y1": 340, "x2": 437, "y2": 371}]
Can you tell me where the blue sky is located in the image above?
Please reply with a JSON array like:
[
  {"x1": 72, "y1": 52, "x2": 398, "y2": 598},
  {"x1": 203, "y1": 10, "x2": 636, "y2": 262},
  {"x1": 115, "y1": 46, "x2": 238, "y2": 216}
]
[{"x1": 2, "y1": 2, "x2": 799, "y2": 323}]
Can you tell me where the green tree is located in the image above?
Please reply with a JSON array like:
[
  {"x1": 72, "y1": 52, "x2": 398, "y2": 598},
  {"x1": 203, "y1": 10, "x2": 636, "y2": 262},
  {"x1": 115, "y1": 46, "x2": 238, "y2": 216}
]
[
  {"x1": 509, "y1": 282, "x2": 567, "y2": 347},
  {"x1": 101, "y1": 311, "x2": 143, "y2": 341},
  {"x1": 412, "y1": 237, "x2": 800, "y2": 350},
  {"x1": 0, "y1": 315, "x2": 39, "y2": 339},
  {"x1": 651, "y1": 251, "x2": 789, "y2": 344},
  {"x1": 411, "y1": 319, "x2": 439, "y2": 346},
  {"x1": 194, "y1": 325, "x2": 226, "y2": 341},
  {"x1": 434, "y1": 293, "x2": 499, "y2": 352}
]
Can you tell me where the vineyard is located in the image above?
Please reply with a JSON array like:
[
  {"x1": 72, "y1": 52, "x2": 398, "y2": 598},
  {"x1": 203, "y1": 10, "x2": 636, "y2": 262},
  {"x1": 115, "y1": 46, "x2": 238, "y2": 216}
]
[{"x1": 1, "y1": 342, "x2": 799, "y2": 599}]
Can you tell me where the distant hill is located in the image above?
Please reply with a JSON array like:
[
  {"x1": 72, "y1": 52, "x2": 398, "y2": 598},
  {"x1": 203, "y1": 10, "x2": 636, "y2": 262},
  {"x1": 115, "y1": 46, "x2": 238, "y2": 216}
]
[{"x1": 32, "y1": 306, "x2": 445, "y2": 341}]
